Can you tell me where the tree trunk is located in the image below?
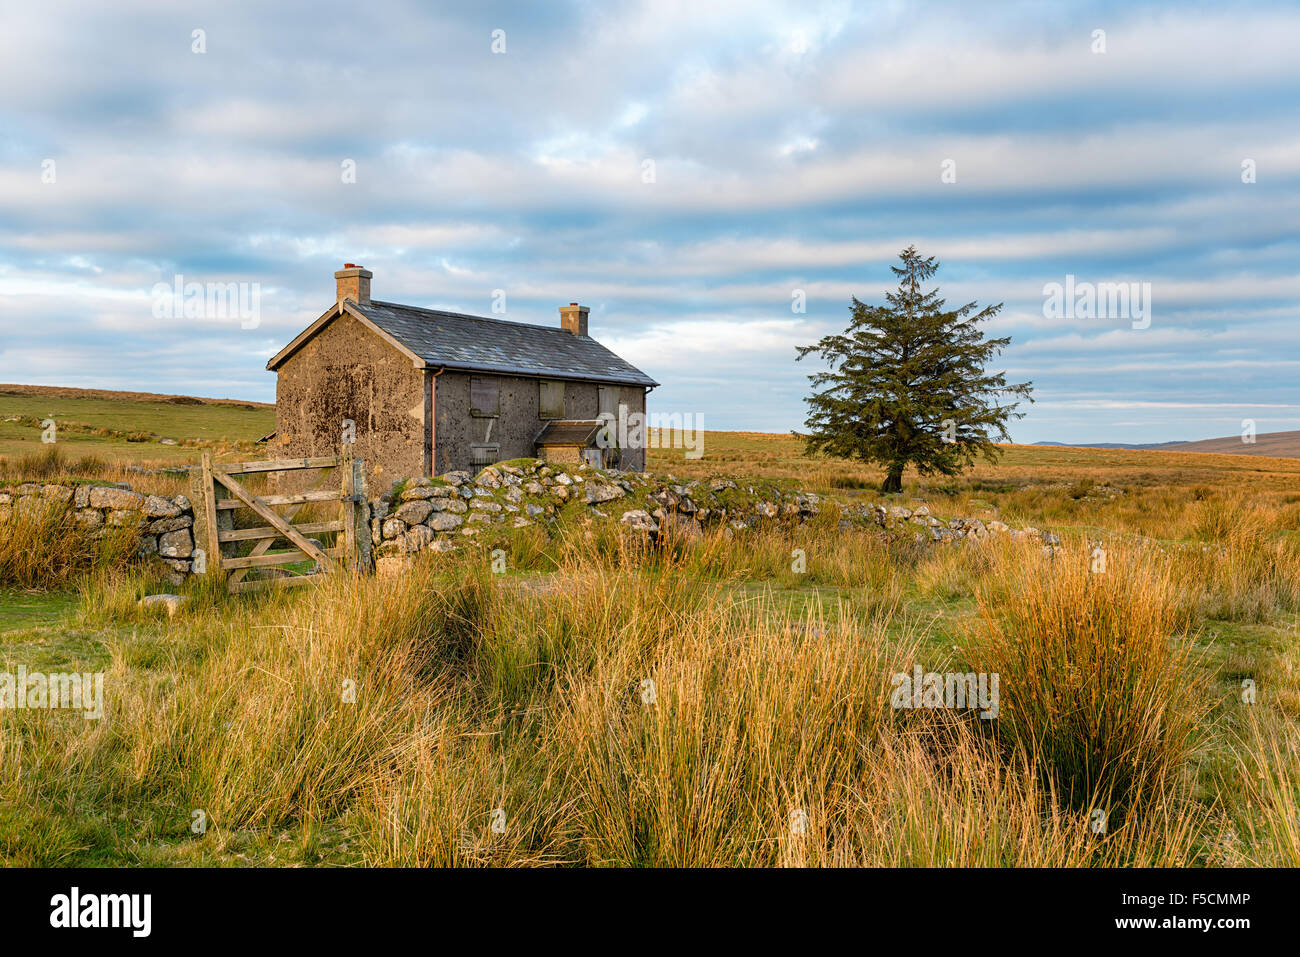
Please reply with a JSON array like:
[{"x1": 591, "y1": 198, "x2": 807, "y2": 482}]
[{"x1": 881, "y1": 463, "x2": 904, "y2": 494}]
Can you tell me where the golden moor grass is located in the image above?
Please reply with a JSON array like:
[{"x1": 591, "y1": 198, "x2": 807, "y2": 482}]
[
  {"x1": 1231, "y1": 710, "x2": 1300, "y2": 867},
  {"x1": 3, "y1": 438, "x2": 1297, "y2": 866},
  {"x1": 971, "y1": 540, "x2": 1208, "y2": 821},
  {"x1": 0, "y1": 499, "x2": 138, "y2": 589},
  {"x1": 2, "y1": 548, "x2": 1230, "y2": 867}
]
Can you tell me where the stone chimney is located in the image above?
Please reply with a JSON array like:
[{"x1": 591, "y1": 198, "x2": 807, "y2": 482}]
[
  {"x1": 559, "y1": 301, "x2": 589, "y2": 336},
  {"x1": 334, "y1": 263, "x2": 372, "y2": 305}
]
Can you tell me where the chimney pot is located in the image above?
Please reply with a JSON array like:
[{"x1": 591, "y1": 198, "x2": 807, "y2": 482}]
[
  {"x1": 334, "y1": 264, "x2": 373, "y2": 305},
  {"x1": 559, "y1": 301, "x2": 589, "y2": 336}
]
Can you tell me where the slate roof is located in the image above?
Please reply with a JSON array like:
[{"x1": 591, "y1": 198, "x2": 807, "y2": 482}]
[{"x1": 349, "y1": 300, "x2": 658, "y2": 388}]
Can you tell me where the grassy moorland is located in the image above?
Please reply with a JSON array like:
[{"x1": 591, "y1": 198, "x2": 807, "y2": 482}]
[
  {"x1": 0, "y1": 384, "x2": 274, "y2": 464},
  {"x1": 0, "y1": 406, "x2": 1297, "y2": 867},
  {"x1": 651, "y1": 429, "x2": 1300, "y2": 536}
]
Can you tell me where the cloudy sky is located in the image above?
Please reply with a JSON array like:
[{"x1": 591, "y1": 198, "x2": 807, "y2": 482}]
[{"x1": 2, "y1": 0, "x2": 1297, "y2": 442}]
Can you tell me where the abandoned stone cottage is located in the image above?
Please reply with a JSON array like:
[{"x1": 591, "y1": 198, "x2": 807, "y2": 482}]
[{"x1": 265, "y1": 265, "x2": 658, "y2": 486}]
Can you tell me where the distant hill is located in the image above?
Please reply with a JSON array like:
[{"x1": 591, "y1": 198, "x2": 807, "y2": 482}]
[
  {"x1": 0, "y1": 383, "x2": 272, "y2": 409},
  {"x1": 1034, "y1": 440, "x2": 1186, "y2": 451},
  {"x1": 1162, "y1": 431, "x2": 1300, "y2": 457},
  {"x1": 1035, "y1": 431, "x2": 1300, "y2": 458}
]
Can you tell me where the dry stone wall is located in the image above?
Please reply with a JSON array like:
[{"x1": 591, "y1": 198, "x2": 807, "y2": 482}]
[
  {"x1": 367, "y1": 458, "x2": 1062, "y2": 575},
  {"x1": 0, "y1": 481, "x2": 197, "y2": 583},
  {"x1": 1, "y1": 460, "x2": 1064, "y2": 586}
]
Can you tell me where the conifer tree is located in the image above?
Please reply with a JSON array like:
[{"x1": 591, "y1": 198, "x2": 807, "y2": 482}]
[{"x1": 797, "y1": 246, "x2": 1032, "y2": 493}]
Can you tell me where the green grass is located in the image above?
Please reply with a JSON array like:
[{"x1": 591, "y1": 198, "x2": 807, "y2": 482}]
[
  {"x1": 0, "y1": 590, "x2": 110, "y2": 684},
  {"x1": 0, "y1": 389, "x2": 274, "y2": 463},
  {"x1": 0, "y1": 588, "x2": 78, "y2": 632}
]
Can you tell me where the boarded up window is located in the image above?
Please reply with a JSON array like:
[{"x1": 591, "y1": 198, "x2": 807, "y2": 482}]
[
  {"x1": 471, "y1": 443, "x2": 500, "y2": 466},
  {"x1": 470, "y1": 376, "x2": 499, "y2": 416},
  {"x1": 598, "y1": 386, "x2": 619, "y2": 417},
  {"x1": 539, "y1": 380, "x2": 565, "y2": 419}
]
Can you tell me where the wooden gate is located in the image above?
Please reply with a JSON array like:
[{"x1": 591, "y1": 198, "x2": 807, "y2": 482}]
[{"x1": 191, "y1": 447, "x2": 371, "y2": 593}]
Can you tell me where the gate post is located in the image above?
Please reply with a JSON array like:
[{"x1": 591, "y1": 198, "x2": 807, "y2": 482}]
[
  {"x1": 192, "y1": 452, "x2": 225, "y2": 581},
  {"x1": 352, "y1": 458, "x2": 372, "y2": 574},
  {"x1": 340, "y1": 443, "x2": 358, "y2": 572}
]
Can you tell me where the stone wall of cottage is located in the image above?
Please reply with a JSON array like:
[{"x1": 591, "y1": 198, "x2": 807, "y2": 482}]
[{"x1": 272, "y1": 310, "x2": 428, "y2": 491}]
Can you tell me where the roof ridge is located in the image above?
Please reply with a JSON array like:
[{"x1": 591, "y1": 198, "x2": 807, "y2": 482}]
[
  {"x1": 368, "y1": 299, "x2": 589, "y2": 337},
  {"x1": 342, "y1": 298, "x2": 658, "y2": 388}
]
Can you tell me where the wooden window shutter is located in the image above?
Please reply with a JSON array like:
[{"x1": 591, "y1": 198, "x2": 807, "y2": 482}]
[
  {"x1": 539, "y1": 380, "x2": 565, "y2": 419},
  {"x1": 471, "y1": 376, "x2": 499, "y2": 416}
]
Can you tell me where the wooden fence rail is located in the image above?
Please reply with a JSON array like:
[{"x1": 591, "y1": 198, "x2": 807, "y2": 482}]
[{"x1": 190, "y1": 446, "x2": 370, "y2": 593}]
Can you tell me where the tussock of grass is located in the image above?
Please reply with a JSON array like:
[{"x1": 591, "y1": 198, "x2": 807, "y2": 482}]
[
  {"x1": 1230, "y1": 711, "x2": 1300, "y2": 866},
  {"x1": 973, "y1": 541, "x2": 1207, "y2": 821},
  {"x1": 0, "y1": 445, "x2": 109, "y2": 483},
  {"x1": 0, "y1": 500, "x2": 138, "y2": 589}
]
